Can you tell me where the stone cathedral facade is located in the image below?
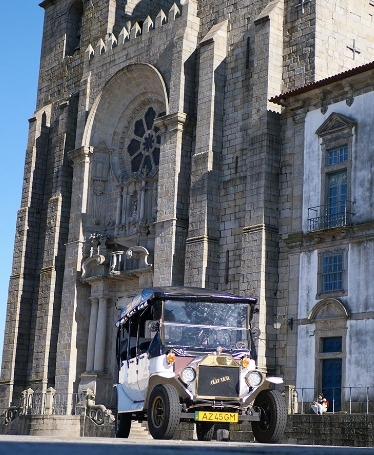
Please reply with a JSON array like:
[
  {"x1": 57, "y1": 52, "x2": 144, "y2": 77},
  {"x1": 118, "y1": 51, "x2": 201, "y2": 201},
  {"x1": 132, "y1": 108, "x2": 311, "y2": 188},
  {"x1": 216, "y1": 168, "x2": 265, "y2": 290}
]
[{"x1": 2, "y1": 0, "x2": 374, "y2": 415}]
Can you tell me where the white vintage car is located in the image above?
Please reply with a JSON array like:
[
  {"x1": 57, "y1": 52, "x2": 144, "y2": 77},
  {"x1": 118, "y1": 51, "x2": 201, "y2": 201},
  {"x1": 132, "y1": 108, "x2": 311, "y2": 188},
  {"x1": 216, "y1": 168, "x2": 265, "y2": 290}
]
[{"x1": 115, "y1": 287, "x2": 287, "y2": 442}]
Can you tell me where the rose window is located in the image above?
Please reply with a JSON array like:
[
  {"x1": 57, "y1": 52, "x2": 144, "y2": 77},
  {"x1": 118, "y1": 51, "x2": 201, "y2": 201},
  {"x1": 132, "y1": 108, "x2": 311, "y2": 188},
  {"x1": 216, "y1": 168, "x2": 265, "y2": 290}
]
[{"x1": 127, "y1": 107, "x2": 161, "y2": 175}]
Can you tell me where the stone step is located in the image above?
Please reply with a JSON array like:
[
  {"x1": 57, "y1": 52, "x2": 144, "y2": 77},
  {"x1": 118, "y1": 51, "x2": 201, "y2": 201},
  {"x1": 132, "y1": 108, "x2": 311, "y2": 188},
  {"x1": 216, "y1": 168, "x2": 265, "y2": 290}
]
[{"x1": 129, "y1": 420, "x2": 152, "y2": 439}]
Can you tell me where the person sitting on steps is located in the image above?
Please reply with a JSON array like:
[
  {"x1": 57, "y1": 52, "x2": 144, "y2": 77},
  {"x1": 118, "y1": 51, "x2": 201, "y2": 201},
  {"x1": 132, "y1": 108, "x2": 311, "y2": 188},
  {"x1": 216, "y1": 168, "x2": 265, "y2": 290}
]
[{"x1": 311, "y1": 392, "x2": 328, "y2": 415}]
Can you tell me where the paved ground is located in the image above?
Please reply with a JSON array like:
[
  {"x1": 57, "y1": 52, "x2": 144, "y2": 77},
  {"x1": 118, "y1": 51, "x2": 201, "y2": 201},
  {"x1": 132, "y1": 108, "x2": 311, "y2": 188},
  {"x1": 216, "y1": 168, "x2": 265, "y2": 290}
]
[{"x1": 0, "y1": 436, "x2": 374, "y2": 455}]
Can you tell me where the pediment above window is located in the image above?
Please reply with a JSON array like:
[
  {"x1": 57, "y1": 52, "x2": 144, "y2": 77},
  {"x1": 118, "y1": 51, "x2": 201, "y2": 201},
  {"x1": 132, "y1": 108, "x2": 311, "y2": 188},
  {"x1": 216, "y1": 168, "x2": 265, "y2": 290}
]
[
  {"x1": 316, "y1": 112, "x2": 356, "y2": 137},
  {"x1": 308, "y1": 298, "x2": 351, "y2": 321}
]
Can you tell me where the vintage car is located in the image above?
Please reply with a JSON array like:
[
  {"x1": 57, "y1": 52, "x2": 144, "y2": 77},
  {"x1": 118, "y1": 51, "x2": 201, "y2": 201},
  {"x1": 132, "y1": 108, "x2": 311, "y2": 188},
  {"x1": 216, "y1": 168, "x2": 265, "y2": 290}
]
[{"x1": 115, "y1": 287, "x2": 287, "y2": 442}]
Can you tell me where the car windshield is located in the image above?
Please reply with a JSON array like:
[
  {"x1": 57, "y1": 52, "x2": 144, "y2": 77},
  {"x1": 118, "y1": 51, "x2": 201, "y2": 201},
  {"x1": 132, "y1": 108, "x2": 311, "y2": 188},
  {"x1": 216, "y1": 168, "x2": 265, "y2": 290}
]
[{"x1": 163, "y1": 300, "x2": 249, "y2": 351}]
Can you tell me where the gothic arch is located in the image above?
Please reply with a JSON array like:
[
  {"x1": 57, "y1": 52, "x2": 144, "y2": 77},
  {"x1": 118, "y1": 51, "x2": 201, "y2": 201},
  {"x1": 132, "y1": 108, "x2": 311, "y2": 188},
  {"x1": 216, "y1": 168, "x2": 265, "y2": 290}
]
[
  {"x1": 81, "y1": 64, "x2": 168, "y2": 249},
  {"x1": 308, "y1": 298, "x2": 351, "y2": 322},
  {"x1": 82, "y1": 63, "x2": 168, "y2": 154}
]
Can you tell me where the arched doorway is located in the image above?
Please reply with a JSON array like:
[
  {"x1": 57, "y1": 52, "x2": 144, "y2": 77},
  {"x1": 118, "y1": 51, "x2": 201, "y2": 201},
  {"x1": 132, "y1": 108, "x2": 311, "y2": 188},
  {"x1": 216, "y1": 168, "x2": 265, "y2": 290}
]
[{"x1": 308, "y1": 298, "x2": 350, "y2": 412}]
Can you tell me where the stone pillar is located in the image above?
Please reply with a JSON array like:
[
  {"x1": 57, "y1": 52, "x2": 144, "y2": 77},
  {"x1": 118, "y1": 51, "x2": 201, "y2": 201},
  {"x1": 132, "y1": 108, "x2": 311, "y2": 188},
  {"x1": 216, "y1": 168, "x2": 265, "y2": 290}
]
[
  {"x1": 239, "y1": 5, "x2": 285, "y2": 373},
  {"x1": 184, "y1": 21, "x2": 228, "y2": 289},
  {"x1": 45, "y1": 387, "x2": 56, "y2": 415},
  {"x1": 55, "y1": 146, "x2": 92, "y2": 402},
  {"x1": 93, "y1": 297, "x2": 108, "y2": 372},
  {"x1": 115, "y1": 186, "x2": 122, "y2": 227},
  {"x1": 125, "y1": 190, "x2": 131, "y2": 226},
  {"x1": 86, "y1": 298, "x2": 99, "y2": 372},
  {"x1": 0, "y1": 106, "x2": 52, "y2": 409},
  {"x1": 284, "y1": 384, "x2": 299, "y2": 414},
  {"x1": 153, "y1": 112, "x2": 191, "y2": 286},
  {"x1": 140, "y1": 180, "x2": 145, "y2": 219}
]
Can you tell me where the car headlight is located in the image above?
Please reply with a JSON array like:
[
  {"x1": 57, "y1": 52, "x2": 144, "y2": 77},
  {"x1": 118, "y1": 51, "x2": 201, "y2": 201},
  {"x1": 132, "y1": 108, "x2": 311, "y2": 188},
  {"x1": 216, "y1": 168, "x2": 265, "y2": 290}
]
[
  {"x1": 245, "y1": 370, "x2": 263, "y2": 387},
  {"x1": 180, "y1": 367, "x2": 196, "y2": 383}
]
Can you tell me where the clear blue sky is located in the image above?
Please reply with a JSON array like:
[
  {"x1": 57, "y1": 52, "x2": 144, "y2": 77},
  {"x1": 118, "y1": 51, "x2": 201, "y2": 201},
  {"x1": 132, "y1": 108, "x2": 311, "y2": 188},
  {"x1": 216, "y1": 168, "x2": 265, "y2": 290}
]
[{"x1": 0, "y1": 3, "x2": 44, "y2": 366}]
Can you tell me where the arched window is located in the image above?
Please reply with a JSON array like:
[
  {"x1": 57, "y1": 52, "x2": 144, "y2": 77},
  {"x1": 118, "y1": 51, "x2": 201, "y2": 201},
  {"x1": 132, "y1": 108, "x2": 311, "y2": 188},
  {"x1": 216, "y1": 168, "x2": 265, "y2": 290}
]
[
  {"x1": 65, "y1": 0, "x2": 83, "y2": 56},
  {"x1": 126, "y1": 106, "x2": 161, "y2": 176}
]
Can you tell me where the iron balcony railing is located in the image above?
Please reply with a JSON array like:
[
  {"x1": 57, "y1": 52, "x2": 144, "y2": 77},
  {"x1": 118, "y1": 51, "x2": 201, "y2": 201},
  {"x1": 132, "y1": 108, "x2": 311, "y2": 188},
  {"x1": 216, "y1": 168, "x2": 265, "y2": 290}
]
[
  {"x1": 295, "y1": 386, "x2": 373, "y2": 414},
  {"x1": 307, "y1": 202, "x2": 353, "y2": 232}
]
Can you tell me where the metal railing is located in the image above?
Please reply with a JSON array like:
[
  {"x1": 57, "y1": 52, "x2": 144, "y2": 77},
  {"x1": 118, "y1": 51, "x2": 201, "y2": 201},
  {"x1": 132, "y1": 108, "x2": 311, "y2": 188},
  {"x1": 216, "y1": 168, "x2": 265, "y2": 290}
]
[
  {"x1": 294, "y1": 386, "x2": 373, "y2": 414},
  {"x1": 307, "y1": 202, "x2": 353, "y2": 232},
  {"x1": 2, "y1": 387, "x2": 114, "y2": 426},
  {"x1": 28, "y1": 391, "x2": 82, "y2": 416},
  {"x1": 2, "y1": 388, "x2": 83, "y2": 422}
]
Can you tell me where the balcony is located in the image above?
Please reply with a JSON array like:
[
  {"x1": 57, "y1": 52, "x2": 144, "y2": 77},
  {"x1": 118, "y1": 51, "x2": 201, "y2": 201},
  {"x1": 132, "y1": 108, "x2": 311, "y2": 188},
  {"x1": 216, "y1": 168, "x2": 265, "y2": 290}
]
[
  {"x1": 307, "y1": 202, "x2": 353, "y2": 232},
  {"x1": 109, "y1": 247, "x2": 153, "y2": 278}
]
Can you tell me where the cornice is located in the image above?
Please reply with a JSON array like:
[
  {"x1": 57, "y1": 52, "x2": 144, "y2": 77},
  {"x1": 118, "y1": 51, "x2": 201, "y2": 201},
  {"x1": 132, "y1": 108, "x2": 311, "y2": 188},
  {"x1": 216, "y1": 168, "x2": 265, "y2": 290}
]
[{"x1": 283, "y1": 221, "x2": 374, "y2": 251}]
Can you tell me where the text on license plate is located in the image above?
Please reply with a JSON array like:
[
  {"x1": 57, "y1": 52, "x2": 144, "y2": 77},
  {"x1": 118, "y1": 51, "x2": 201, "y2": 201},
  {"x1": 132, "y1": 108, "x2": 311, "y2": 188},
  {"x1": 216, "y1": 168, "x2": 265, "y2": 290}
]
[{"x1": 194, "y1": 411, "x2": 238, "y2": 423}]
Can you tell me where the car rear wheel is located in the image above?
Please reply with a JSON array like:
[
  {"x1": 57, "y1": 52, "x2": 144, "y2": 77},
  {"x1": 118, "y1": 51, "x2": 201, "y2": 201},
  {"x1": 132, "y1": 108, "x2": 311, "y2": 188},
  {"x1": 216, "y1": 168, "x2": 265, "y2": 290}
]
[
  {"x1": 251, "y1": 389, "x2": 287, "y2": 443},
  {"x1": 196, "y1": 422, "x2": 215, "y2": 441},
  {"x1": 147, "y1": 384, "x2": 180, "y2": 439},
  {"x1": 116, "y1": 413, "x2": 131, "y2": 438}
]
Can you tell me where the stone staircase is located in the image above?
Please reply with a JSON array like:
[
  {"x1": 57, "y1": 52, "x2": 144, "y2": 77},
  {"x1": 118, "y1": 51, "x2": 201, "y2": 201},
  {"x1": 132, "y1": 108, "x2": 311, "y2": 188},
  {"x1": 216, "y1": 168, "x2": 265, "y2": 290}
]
[{"x1": 129, "y1": 420, "x2": 152, "y2": 439}]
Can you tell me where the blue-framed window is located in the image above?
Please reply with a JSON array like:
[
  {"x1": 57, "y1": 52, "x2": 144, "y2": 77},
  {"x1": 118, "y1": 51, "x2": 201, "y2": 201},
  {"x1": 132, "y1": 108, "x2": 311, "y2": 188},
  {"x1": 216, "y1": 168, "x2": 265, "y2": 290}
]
[
  {"x1": 321, "y1": 336, "x2": 342, "y2": 353},
  {"x1": 326, "y1": 146, "x2": 348, "y2": 167},
  {"x1": 321, "y1": 253, "x2": 344, "y2": 293}
]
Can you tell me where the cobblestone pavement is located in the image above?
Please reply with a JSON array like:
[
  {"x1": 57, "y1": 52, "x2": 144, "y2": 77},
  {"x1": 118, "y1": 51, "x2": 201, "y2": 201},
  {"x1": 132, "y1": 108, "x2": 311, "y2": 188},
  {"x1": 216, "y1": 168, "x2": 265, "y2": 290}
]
[{"x1": 0, "y1": 436, "x2": 374, "y2": 455}]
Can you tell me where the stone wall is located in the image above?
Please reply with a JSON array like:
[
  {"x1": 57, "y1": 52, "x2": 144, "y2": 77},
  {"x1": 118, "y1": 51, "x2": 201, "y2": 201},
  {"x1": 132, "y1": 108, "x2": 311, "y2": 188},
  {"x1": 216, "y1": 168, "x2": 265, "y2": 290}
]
[
  {"x1": 282, "y1": 414, "x2": 374, "y2": 448},
  {"x1": 225, "y1": 415, "x2": 374, "y2": 447},
  {"x1": 1, "y1": 414, "x2": 374, "y2": 447}
]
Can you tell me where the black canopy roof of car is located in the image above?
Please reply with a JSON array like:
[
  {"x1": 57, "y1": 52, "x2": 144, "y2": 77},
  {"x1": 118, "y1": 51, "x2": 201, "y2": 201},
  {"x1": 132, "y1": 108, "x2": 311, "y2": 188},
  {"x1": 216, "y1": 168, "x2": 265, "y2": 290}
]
[{"x1": 116, "y1": 286, "x2": 257, "y2": 327}]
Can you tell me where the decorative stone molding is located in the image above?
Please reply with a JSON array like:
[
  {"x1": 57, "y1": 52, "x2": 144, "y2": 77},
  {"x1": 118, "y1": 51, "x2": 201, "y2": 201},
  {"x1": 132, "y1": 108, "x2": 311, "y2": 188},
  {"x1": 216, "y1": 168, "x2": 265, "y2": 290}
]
[
  {"x1": 109, "y1": 246, "x2": 153, "y2": 277},
  {"x1": 84, "y1": 2, "x2": 184, "y2": 64},
  {"x1": 82, "y1": 388, "x2": 115, "y2": 425},
  {"x1": 153, "y1": 111, "x2": 188, "y2": 134},
  {"x1": 315, "y1": 112, "x2": 356, "y2": 137},
  {"x1": 4, "y1": 388, "x2": 35, "y2": 423},
  {"x1": 68, "y1": 145, "x2": 93, "y2": 163},
  {"x1": 308, "y1": 298, "x2": 351, "y2": 322},
  {"x1": 126, "y1": 245, "x2": 153, "y2": 267},
  {"x1": 81, "y1": 233, "x2": 107, "y2": 281}
]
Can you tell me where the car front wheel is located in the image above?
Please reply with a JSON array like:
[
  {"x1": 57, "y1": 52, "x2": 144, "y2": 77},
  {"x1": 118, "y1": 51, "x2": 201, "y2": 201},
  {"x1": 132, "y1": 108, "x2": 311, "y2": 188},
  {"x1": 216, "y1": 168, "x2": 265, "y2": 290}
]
[
  {"x1": 251, "y1": 389, "x2": 287, "y2": 443},
  {"x1": 147, "y1": 384, "x2": 180, "y2": 439}
]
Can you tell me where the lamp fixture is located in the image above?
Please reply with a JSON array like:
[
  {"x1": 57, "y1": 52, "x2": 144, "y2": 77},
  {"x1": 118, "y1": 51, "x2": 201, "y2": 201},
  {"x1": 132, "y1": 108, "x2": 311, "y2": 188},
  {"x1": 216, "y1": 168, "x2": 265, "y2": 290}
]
[
  {"x1": 273, "y1": 321, "x2": 282, "y2": 330},
  {"x1": 273, "y1": 314, "x2": 294, "y2": 330}
]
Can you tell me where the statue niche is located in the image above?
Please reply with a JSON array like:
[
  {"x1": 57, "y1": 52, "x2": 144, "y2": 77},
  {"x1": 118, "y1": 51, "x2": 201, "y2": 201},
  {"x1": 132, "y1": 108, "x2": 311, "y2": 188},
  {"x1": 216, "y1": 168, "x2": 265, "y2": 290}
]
[
  {"x1": 115, "y1": 178, "x2": 157, "y2": 241},
  {"x1": 113, "y1": 104, "x2": 162, "y2": 246}
]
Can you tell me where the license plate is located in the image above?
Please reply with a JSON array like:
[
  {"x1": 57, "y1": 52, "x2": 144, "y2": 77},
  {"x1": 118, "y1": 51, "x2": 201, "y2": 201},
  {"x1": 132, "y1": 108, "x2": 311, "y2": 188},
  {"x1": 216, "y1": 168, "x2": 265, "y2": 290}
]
[{"x1": 194, "y1": 411, "x2": 238, "y2": 423}]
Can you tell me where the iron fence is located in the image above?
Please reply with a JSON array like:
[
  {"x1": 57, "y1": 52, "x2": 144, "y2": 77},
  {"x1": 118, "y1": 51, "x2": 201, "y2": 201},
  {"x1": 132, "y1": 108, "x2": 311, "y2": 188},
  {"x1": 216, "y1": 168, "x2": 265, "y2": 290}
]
[
  {"x1": 295, "y1": 386, "x2": 373, "y2": 414},
  {"x1": 28, "y1": 391, "x2": 82, "y2": 415},
  {"x1": 3, "y1": 389, "x2": 83, "y2": 422},
  {"x1": 4, "y1": 385, "x2": 374, "y2": 423},
  {"x1": 2, "y1": 388, "x2": 114, "y2": 426}
]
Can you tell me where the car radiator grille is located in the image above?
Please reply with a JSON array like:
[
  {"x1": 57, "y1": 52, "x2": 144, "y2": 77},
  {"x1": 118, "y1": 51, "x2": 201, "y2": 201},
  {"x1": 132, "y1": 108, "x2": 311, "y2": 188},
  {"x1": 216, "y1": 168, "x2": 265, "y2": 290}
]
[{"x1": 197, "y1": 365, "x2": 240, "y2": 399}]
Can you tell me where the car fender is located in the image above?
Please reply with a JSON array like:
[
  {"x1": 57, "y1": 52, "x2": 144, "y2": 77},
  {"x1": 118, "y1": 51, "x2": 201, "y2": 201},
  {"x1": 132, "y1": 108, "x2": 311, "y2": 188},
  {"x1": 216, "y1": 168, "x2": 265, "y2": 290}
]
[
  {"x1": 116, "y1": 383, "x2": 144, "y2": 412},
  {"x1": 150, "y1": 371, "x2": 175, "y2": 379},
  {"x1": 144, "y1": 374, "x2": 191, "y2": 410}
]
